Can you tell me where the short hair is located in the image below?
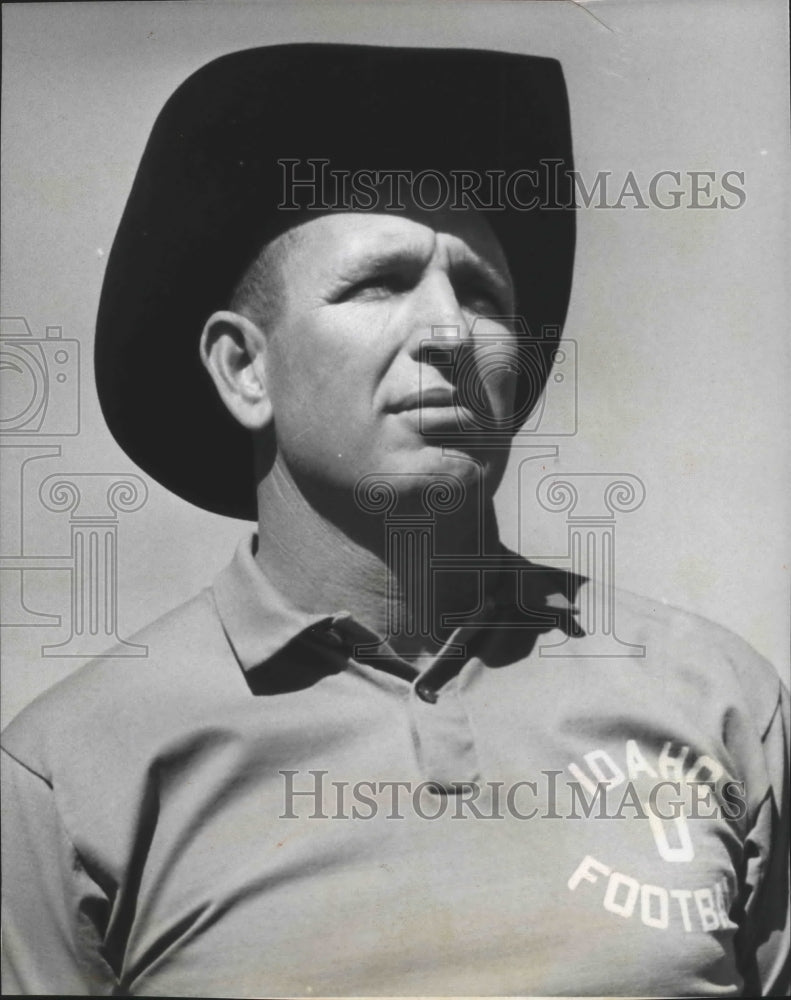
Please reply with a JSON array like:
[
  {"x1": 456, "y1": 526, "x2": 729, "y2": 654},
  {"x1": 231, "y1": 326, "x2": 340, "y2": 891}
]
[{"x1": 228, "y1": 221, "x2": 307, "y2": 330}]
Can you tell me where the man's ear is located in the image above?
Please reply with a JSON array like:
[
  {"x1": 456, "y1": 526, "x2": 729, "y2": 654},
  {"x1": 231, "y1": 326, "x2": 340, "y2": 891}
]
[{"x1": 200, "y1": 311, "x2": 273, "y2": 431}]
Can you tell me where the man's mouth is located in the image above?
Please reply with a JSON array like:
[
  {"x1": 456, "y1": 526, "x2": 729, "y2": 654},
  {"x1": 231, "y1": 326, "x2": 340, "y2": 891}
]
[
  {"x1": 387, "y1": 385, "x2": 489, "y2": 434},
  {"x1": 389, "y1": 386, "x2": 460, "y2": 413}
]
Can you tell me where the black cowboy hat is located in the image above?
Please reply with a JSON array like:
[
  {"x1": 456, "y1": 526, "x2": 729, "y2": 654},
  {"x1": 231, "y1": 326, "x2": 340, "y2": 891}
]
[{"x1": 95, "y1": 43, "x2": 575, "y2": 520}]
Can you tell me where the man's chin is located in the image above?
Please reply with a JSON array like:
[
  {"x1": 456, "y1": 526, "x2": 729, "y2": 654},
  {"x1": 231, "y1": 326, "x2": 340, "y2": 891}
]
[{"x1": 369, "y1": 445, "x2": 504, "y2": 500}]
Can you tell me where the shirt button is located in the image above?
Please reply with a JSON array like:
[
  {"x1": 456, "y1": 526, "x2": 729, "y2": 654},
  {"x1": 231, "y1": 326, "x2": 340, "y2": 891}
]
[
  {"x1": 415, "y1": 681, "x2": 438, "y2": 704},
  {"x1": 323, "y1": 627, "x2": 345, "y2": 648}
]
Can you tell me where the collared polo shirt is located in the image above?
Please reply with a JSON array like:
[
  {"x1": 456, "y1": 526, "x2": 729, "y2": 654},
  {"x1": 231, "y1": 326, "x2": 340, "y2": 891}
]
[{"x1": 2, "y1": 536, "x2": 788, "y2": 996}]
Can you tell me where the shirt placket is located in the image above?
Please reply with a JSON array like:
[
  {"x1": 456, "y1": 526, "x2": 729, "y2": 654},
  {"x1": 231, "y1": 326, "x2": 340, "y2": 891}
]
[
  {"x1": 328, "y1": 612, "x2": 485, "y2": 791},
  {"x1": 408, "y1": 654, "x2": 481, "y2": 789}
]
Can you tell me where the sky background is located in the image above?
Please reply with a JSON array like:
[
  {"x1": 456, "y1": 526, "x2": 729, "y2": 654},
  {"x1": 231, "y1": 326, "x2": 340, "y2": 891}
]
[{"x1": 2, "y1": 0, "x2": 789, "y2": 725}]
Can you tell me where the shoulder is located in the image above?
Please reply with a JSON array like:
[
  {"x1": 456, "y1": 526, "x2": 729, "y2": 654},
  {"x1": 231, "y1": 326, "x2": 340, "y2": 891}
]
[
  {"x1": 523, "y1": 563, "x2": 787, "y2": 810},
  {"x1": 607, "y1": 583, "x2": 785, "y2": 735},
  {"x1": 1, "y1": 585, "x2": 234, "y2": 780},
  {"x1": 517, "y1": 551, "x2": 786, "y2": 740}
]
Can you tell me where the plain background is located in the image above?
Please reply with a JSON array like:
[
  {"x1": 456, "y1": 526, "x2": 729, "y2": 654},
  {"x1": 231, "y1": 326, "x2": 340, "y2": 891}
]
[{"x1": 1, "y1": 0, "x2": 789, "y2": 727}]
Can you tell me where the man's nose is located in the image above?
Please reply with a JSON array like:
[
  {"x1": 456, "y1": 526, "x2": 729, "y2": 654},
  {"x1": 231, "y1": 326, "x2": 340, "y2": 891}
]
[{"x1": 404, "y1": 271, "x2": 472, "y2": 363}]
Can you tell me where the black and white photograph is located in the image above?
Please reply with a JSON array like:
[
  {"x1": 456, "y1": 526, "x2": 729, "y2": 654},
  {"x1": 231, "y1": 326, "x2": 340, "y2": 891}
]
[{"x1": 1, "y1": 1, "x2": 789, "y2": 996}]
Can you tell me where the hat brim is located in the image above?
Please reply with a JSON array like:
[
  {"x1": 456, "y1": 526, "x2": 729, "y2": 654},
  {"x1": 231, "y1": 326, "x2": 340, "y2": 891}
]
[{"x1": 95, "y1": 43, "x2": 575, "y2": 520}]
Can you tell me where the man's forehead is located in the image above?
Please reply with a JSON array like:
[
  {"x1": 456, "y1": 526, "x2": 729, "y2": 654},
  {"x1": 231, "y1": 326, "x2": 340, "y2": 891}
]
[{"x1": 271, "y1": 207, "x2": 512, "y2": 277}]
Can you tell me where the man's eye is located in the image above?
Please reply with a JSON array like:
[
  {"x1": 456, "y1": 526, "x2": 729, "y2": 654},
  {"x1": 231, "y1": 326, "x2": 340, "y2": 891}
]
[
  {"x1": 337, "y1": 273, "x2": 409, "y2": 302},
  {"x1": 460, "y1": 284, "x2": 506, "y2": 314}
]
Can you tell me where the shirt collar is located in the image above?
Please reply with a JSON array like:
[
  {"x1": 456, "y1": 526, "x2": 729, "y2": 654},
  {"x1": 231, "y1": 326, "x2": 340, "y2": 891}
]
[
  {"x1": 212, "y1": 534, "x2": 586, "y2": 674},
  {"x1": 212, "y1": 534, "x2": 346, "y2": 673}
]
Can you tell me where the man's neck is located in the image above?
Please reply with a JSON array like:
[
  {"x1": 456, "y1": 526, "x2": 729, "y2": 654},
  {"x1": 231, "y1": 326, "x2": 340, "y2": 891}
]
[{"x1": 254, "y1": 460, "x2": 501, "y2": 663}]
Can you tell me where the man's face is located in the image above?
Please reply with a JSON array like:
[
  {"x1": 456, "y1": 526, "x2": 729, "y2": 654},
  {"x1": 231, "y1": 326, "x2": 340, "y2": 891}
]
[{"x1": 261, "y1": 207, "x2": 519, "y2": 500}]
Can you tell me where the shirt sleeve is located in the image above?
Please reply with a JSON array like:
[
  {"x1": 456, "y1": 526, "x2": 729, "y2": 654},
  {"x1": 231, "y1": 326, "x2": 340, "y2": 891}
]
[
  {"x1": 1, "y1": 747, "x2": 118, "y2": 996},
  {"x1": 735, "y1": 681, "x2": 790, "y2": 997}
]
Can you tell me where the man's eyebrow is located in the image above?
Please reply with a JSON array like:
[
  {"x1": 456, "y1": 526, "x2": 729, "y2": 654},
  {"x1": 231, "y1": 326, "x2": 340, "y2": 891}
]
[
  {"x1": 334, "y1": 242, "x2": 512, "y2": 291},
  {"x1": 334, "y1": 245, "x2": 429, "y2": 281},
  {"x1": 453, "y1": 255, "x2": 512, "y2": 290},
  {"x1": 450, "y1": 253, "x2": 515, "y2": 306}
]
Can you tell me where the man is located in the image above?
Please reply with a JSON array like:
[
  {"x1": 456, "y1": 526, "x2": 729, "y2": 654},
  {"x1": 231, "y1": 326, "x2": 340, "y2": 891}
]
[{"x1": 2, "y1": 43, "x2": 788, "y2": 997}]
